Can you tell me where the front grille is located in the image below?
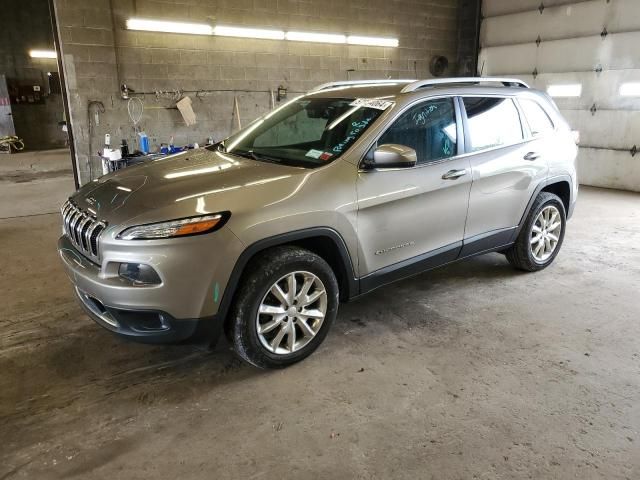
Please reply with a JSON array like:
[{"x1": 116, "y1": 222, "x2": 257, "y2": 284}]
[{"x1": 61, "y1": 200, "x2": 106, "y2": 263}]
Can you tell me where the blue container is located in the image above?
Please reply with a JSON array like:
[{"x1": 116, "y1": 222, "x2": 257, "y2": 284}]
[{"x1": 137, "y1": 132, "x2": 149, "y2": 154}]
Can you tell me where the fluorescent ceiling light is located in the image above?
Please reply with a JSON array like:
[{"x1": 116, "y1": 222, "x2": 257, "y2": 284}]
[
  {"x1": 347, "y1": 35, "x2": 398, "y2": 47},
  {"x1": 547, "y1": 84, "x2": 582, "y2": 97},
  {"x1": 619, "y1": 82, "x2": 640, "y2": 97},
  {"x1": 214, "y1": 25, "x2": 285, "y2": 40},
  {"x1": 126, "y1": 18, "x2": 399, "y2": 46},
  {"x1": 29, "y1": 50, "x2": 57, "y2": 59},
  {"x1": 286, "y1": 31, "x2": 346, "y2": 44},
  {"x1": 126, "y1": 18, "x2": 213, "y2": 35}
]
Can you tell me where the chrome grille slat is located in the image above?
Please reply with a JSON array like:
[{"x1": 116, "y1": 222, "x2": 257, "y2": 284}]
[
  {"x1": 67, "y1": 213, "x2": 77, "y2": 239},
  {"x1": 61, "y1": 203, "x2": 72, "y2": 218},
  {"x1": 60, "y1": 199, "x2": 106, "y2": 263},
  {"x1": 91, "y1": 224, "x2": 106, "y2": 256},
  {"x1": 77, "y1": 216, "x2": 92, "y2": 250},
  {"x1": 69, "y1": 211, "x2": 83, "y2": 243},
  {"x1": 70, "y1": 209, "x2": 81, "y2": 233},
  {"x1": 64, "y1": 206, "x2": 75, "y2": 234},
  {"x1": 84, "y1": 221, "x2": 98, "y2": 252}
]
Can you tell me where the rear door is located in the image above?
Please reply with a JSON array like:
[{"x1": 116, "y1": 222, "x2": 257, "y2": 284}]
[
  {"x1": 460, "y1": 95, "x2": 548, "y2": 248},
  {"x1": 517, "y1": 96, "x2": 559, "y2": 175},
  {"x1": 356, "y1": 96, "x2": 472, "y2": 277}
]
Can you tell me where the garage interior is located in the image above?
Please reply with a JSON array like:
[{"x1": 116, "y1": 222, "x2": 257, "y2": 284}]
[{"x1": 1, "y1": 0, "x2": 639, "y2": 478}]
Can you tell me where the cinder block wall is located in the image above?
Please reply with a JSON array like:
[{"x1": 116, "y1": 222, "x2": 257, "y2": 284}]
[
  {"x1": 1, "y1": 0, "x2": 66, "y2": 150},
  {"x1": 53, "y1": 0, "x2": 460, "y2": 184}
]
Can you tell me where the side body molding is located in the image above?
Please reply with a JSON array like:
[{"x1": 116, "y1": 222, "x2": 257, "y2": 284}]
[{"x1": 218, "y1": 175, "x2": 575, "y2": 323}]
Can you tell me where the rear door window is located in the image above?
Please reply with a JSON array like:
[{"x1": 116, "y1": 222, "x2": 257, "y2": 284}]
[
  {"x1": 519, "y1": 98, "x2": 555, "y2": 136},
  {"x1": 462, "y1": 97, "x2": 523, "y2": 151}
]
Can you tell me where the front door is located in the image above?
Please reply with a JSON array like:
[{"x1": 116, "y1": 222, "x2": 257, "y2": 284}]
[
  {"x1": 356, "y1": 97, "x2": 472, "y2": 277},
  {"x1": 0, "y1": 75, "x2": 16, "y2": 137}
]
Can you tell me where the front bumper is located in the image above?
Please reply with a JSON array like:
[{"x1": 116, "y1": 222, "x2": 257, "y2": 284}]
[
  {"x1": 58, "y1": 234, "x2": 232, "y2": 343},
  {"x1": 74, "y1": 285, "x2": 217, "y2": 343}
]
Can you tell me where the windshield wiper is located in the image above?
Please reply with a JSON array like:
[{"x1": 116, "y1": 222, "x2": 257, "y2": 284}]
[{"x1": 232, "y1": 149, "x2": 283, "y2": 164}]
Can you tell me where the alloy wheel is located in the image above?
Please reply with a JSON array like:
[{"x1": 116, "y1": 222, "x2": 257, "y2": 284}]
[
  {"x1": 530, "y1": 205, "x2": 562, "y2": 262},
  {"x1": 256, "y1": 271, "x2": 328, "y2": 355}
]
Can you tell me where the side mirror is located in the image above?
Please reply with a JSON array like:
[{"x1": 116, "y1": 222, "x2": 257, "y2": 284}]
[{"x1": 371, "y1": 144, "x2": 417, "y2": 169}]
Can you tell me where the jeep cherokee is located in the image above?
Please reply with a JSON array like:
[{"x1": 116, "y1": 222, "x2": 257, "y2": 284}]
[{"x1": 58, "y1": 77, "x2": 578, "y2": 368}]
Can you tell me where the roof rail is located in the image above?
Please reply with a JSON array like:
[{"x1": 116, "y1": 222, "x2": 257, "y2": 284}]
[
  {"x1": 401, "y1": 77, "x2": 530, "y2": 93},
  {"x1": 310, "y1": 79, "x2": 417, "y2": 92}
]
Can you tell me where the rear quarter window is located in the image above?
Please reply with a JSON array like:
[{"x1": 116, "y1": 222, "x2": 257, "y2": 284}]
[{"x1": 519, "y1": 98, "x2": 555, "y2": 136}]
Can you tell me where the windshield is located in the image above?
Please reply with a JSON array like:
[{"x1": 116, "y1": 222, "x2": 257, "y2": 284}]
[{"x1": 209, "y1": 97, "x2": 387, "y2": 168}]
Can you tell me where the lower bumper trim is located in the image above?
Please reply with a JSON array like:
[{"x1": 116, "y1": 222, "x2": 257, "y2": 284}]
[{"x1": 75, "y1": 287, "x2": 222, "y2": 345}]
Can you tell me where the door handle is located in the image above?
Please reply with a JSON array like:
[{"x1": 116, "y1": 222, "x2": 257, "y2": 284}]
[
  {"x1": 442, "y1": 169, "x2": 467, "y2": 180},
  {"x1": 524, "y1": 152, "x2": 540, "y2": 161}
]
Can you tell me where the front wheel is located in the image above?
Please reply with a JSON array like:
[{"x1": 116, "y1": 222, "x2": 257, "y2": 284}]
[
  {"x1": 506, "y1": 192, "x2": 566, "y2": 272},
  {"x1": 228, "y1": 246, "x2": 339, "y2": 369}
]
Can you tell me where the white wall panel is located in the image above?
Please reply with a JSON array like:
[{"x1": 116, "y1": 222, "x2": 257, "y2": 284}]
[
  {"x1": 529, "y1": 70, "x2": 640, "y2": 111},
  {"x1": 607, "y1": 31, "x2": 640, "y2": 70},
  {"x1": 478, "y1": 44, "x2": 537, "y2": 75},
  {"x1": 578, "y1": 149, "x2": 640, "y2": 192},
  {"x1": 480, "y1": 33, "x2": 640, "y2": 75},
  {"x1": 483, "y1": 0, "x2": 584, "y2": 18},
  {"x1": 563, "y1": 110, "x2": 640, "y2": 148},
  {"x1": 481, "y1": 1, "x2": 605, "y2": 47},
  {"x1": 538, "y1": 36, "x2": 607, "y2": 72},
  {"x1": 482, "y1": 0, "x2": 640, "y2": 46},
  {"x1": 607, "y1": 0, "x2": 640, "y2": 32}
]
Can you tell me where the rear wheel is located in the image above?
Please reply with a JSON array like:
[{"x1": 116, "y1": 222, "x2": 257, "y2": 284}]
[
  {"x1": 506, "y1": 192, "x2": 566, "y2": 271},
  {"x1": 229, "y1": 246, "x2": 339, "y2": 369}
]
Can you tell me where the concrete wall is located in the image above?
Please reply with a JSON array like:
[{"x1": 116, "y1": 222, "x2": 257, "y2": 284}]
[
  {"x1": 479, "y1": 0, "x2": 640, "y2": 192},
  {"x1": 0, "y1": 0, "x2": 66, "y2": 150},
  {"x1": 52, "y1": 0, "x2": 460, "y2": 184}
]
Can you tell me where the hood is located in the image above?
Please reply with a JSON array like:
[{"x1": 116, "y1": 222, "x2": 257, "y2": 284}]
[{"x1": 72, "y1": 148, "x2": 304, "y2": 226}]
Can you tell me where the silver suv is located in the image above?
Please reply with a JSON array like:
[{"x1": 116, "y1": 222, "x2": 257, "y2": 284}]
[{"x1": 59, "y1": 77, "x2": 578, "y2": 368}]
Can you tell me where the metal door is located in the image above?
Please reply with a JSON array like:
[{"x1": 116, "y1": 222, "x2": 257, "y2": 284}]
[
  {"x1": 0, "y1": 75, "x2": 16, "y2": 137},
  {"x1": 479, "y1": 0, "x2": 640, "y2": 192}
]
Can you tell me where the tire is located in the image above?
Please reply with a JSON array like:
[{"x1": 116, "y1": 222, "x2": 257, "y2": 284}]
[
  {"x1": 505, "y1": 192, "x2": 566, "y2": 272},
  {"x1": 228, "y1": 246, "x2": 339, "y2": 369}
]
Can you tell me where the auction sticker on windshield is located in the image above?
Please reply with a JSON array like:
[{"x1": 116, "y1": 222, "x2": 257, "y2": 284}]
[
  {"x1": 305, "y1": 149, "x2": 324, "y2": 159},
  {"x1": 305, "y1": 149, "x2": 334, "y2": 161},
  {"x1": 350, "y1": 98, "x2": 394, "y2": 110}
]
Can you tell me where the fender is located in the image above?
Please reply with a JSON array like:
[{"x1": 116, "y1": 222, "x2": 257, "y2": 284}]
[
  {"x1": 216, "y1": 227, "x2": 359, "y2": 322},
  {"x1": 510, "y1": 174, "x2": 574, "y2": 242}
]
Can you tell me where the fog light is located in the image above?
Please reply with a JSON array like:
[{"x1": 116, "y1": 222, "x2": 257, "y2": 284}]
[{"x1": 118, "y1": 263, "x2": 161, "y2": 285}]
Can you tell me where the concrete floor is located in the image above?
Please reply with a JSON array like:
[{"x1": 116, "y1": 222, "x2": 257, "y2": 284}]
[
  {"x1": 0, "y1": 149, "x2": 74, "y2": 219},
  {"x1": 1, "y1": 173, "x2": 639, "y2": 478}
]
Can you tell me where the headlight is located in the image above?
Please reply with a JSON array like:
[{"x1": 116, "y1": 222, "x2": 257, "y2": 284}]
[{"x1": 117, "y1": 213, "x2": 229, "y2": 240}]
